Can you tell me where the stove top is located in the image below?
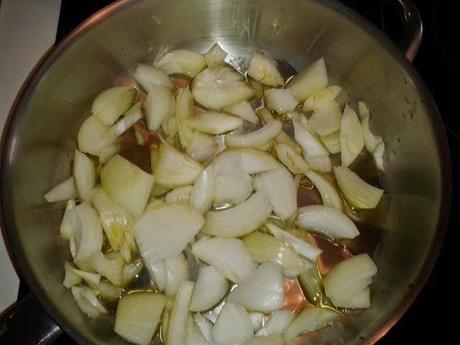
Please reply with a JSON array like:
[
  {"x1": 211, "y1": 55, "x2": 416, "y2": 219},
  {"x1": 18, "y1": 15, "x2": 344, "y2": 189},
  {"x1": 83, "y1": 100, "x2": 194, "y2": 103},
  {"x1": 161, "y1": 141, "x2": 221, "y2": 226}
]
[{"x1": 13, "y1": 0, "x2": 460, "y2": 344}]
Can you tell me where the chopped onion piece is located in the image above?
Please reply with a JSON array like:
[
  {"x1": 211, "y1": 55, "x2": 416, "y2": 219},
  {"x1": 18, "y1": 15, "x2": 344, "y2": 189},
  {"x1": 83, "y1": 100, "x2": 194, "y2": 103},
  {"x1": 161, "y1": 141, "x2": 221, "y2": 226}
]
[
  {"x1": 247, "y1": 52, "x2": 284, "y2": 87},
  {"x1": 63, "y1": 261, "x2": 82, "y2": 288},
  {"x1": 265, "y1": 223, "x2": 322, "y2": 261},
  {"x1": 100, "y1": 155, "x2": 154, "y2": 217},
  {"x1": 212, "y1": 302, "x2": 254, "y2": 345},
  {"x1": 204, "y1": 191, "x2": 272, "y2": 237},
  {"x1": 73, "y1": 150, "x2": 96, "y2": 202},
  {"x1": 97, "y1": 281, "x2": 122, "y2": 301},
  {"x1": 373, "y1": 141, "x2": 385, "y2": 171},
  {"x1": 106, "y1": 101, "x2": 143, "y2": 141},
  {"x1": 92, "y1": 86, "x2": 137, "y2": 125},
  {"x1": 265, "y1": 89, "x2": 298, "y2": 114},
  {"x1": 359, "y1": 101, "x2": 385, "y2": 171},
  {"x1": 320, "y1": 131, "x2": 341, "y2": 154},
  {"x1": 225, "y1": 120, "x2": 282, "y2": 148},
  {"x1": 133, "y1": 64, "x2": 173, "y2": 91},
  {"x1": 115, "y1": 292, "x2": 166, "y2": 345},
  {"x1": 60, "y1": 199, "x2": 76, "y2": 240},
  {"x1": 308, "y1": 100, "x2": 342, "y2": 137},
  {"x1": 194, "y1": 313, "x2": 214, "y2": 342},
  {"x1": 72, "y1": 202, "x2": 103, "y2": 263},
  {"x1": 147, "y1": 261, "x2": 167, "y2": 292},
  {"x1": 186, "y1": 315, "x2": 213, "y2": 345},
  {"x1": 187, "y1": 112, "x2": 243, "y2": 134},
  {"x1": 284, "y1": 306, "x2": 340, "y2": 343},
  {"x1": 305, "y1": 170, "x2": 342, "y2": 211},
  {"x1": 297, "y1": 205, "x2": 359, "y2": 239},
  {"x1": 44, "y1": 177, "x2": 76, "y2": 203},
  {"x1": 134, "y1": 203, "x2": 204, "y2": 264},
  {"x1": 303, "y1": 85, "x2": 341, "y2": 112},
  {"x1": 340, "y1": 104, "x2": 364, "y2": 167},
  {"x1": 298, "y1": 266, "x2": 323, "y2": 305},
  {"x1": 287, "y1": 58, "x2": 328, "y2": 102},
  {"x1": 224, "y1": 101, "x2": 259, "y2": 124},
  {"x1": 154, "y1": 142, "x2": 203, "y2": 188},
  {"x1": 191, "y1": 237, "x2": 256, "y2": 283},
  {"x1": 244, "y1": 335, "x2": 285, "y2": 345},
  {"x1": 64, "y1": 261, "x2": 100, "y2": 288},
  {"x1": 156, "y1": 49, "x2": 206, "y2": 77},
  {"x1": 203, "y1": 301, "x2": 225, "y2": 324},
  {"x1": 144, "y1": 86, "x2": 173, "y2": 131},
  {"x1": 77, "y1": 116, "x2": 111, "y2": 156},
  {"x1": 88, "y1": 251, "x2": 124, "y2": 286},
  {"x1": 340, "y1": 287, "x2": 371, "y2": 309},
  {"x1": 176, "y1": 87, "x2": 194, "y2": 148},
  {"x1": 191, "y1": 166, "x2": 215, "y2": 213},
  {"x1": 186, "y1": 132, "x2": 218, "y2": 162},
  {"x1": 167, "y1": 281, "x2": 195, "y2": 345},
  {"x1": 122, "y1": 259, "x2": 143, "y2": 286},
  {"x1": 165, "y1": 185, "x2": 193, "y2": 205},
  {"x1": 214, "y1": 170, "x2": 253, "y2": 206},
  {"x1": 71, "y1": 285, "x2": 108, "y2": 318},
  {"x1": 256, "y1": 310, "x2": 295, "y2": 336},
  {"x1": 249, "y1": 312, "x2": 265, "y2": 332},
  {"x1": 323, "y1": 254, "x2": 377, "y2": 308},
  {"x1": 189, "y1": 266, "x2": 229, "y2": 312},
  {"x1": 253, "y1": 166, "x2": 297, "y2": 220},
  {"x1": 99, "y1": 142, "x2": 120, "y2": 164},
  {"x1": 192, "y1": 66, "x2": 255, "y2": 110},
  {"x1": 204, "y1": 43, "x2": 227, "y2": 67},
  {"x1": 243, "y1": 231, "x2": 312, "y2": 277},
  {"x1": 228, "y1": 263, "x2": 284, "y2": 313},
  {"x1": 165, "y1": 253, "x2": 189, "y2": 297},
  {"x1": 334, "y1": 166, "x2": 383, "y2": 209},
  {"x1": 239, "y1": 149, "x2": 280, "y2": 174},
  {"x1": 275, "y1": 143, "x2": 309, "y2": 174}
]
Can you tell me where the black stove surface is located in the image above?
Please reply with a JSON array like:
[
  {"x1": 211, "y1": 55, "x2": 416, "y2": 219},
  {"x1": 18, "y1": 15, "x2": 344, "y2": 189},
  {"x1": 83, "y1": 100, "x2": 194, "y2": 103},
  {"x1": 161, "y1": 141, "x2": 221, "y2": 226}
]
[{"x1": 23, "y1": 1, "x2": 458, "y2": 344}]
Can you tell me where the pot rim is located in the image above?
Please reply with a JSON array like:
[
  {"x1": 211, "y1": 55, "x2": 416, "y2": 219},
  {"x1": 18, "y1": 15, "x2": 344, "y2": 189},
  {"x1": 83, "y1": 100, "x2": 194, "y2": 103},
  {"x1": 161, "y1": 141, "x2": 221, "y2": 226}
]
[{"x1": 0, "y1": 0, "x2": 452, "y2": 344}]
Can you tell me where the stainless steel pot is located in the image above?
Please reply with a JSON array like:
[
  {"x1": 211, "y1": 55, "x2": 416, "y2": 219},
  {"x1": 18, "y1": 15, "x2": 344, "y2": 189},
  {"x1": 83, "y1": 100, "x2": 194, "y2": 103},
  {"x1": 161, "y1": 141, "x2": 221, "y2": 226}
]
[{"x1": 0, "y1": 0, "x2": 451, "y2": 344}]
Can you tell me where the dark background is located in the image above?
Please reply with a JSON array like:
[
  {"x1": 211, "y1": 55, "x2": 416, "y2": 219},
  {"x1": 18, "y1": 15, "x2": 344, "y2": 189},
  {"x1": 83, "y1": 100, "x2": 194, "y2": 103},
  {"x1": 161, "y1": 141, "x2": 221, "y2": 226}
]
[{"x1": 22, "y1": 0, "x2": 460, "y2": 344}]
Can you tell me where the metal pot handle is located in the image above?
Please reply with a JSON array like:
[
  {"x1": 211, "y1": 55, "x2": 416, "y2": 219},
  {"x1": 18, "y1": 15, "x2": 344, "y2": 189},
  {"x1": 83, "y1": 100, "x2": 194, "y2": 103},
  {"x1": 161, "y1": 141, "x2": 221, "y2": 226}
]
[
  {"x1": 383, "y1": 0, "x2": 423, "y2": 62},
  {"x1": 0, "y1": 293, "x2": 62, "y2": 344}
]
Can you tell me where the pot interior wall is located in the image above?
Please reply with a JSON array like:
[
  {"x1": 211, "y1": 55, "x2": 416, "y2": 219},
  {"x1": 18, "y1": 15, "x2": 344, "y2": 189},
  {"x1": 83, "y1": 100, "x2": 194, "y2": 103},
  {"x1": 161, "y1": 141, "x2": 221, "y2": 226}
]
[{"x1": 1, "y1": 0, "x2": 444, "y2": 344}]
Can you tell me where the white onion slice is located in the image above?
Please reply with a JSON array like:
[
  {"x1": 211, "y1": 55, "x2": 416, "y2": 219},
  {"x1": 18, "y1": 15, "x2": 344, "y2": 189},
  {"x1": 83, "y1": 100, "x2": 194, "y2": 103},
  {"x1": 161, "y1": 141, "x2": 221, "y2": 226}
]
[
  {"x1": 194, "y1": 313, "x2": 214, "y2": 342},
  {"x1": 340, "y1": 287, "x2": 371, "y2": 309},
  {"x1": 214, "y1": 170, "x2": 253, "y2": 206},
  {"x1": 247, "y1": 52, "x2": 284, "y2": 87},
  {"x1": 256, "y1": 310, "x2": 295, "y2": 336},
  {"x1": 308, "y1": 100, "x2": 342, "y2": 137},
  {"x1": 60, "y1": 199, "x2": 76, "y2": 240},
  {"x1": 248, "y1": 312, "x2": 265, "y2": 332},
  {"x1": 147, "y1": 261, "x2": 167, "y2": 292},
  {"x1": 265, "y1": 223, "x2": 322, "y2": 261},
  {"x1": 115, "y1": 292, "x2": 166, "y2": 345},
  {"x1": 98, "y1": 281, "x2": 122, "y2": 301},
  {"x1": 63, "y1": 261, "x2": 82, "y2": 288},
  {"x1": 156, "y1": 49, "x2": 206, "y2": 77},
  {"x1": 187, "y1": 112, "x2": 243, "y2": 134},
  {"x1": 99, "y1": 142, "x2": 120, "y2": 164},
  {"x1": 212, "y1": 149, "x2": 279, "y2": 175},
  {"x1": 358, "y1": 101, "x2": 381, "y2": 152},
  {"x1": 305, "y1": 170, "x2": 342, "y2": 211},
  {"x1": 212, "y1": 302, "x2": 254, "y2": 345},
  {"x1": 165, "y1": 253, "x2": 189, "y2": 297},
  {"x1": 204, "y1": 43, "x2": 227, "y2": 67},
  {"x1": 176, "y1": 87, "x2": 194, "y2": 148},
  {"x1": 63, "y1": 261, "x2": 100, "y2": 288},
  {"x1": 204, "y1": 191, "x2": 272, "y2": 237},
  {"x1": 44, "y1": 177, "x2": 76, "y2": 203},
  {"x1": 186, "y1": 132, "x2": 218, "y2": 163},
  {"x1": 144, "y1": 86, "x2": 173, "y2": 131},
  {"x1": 287, "y1": 58, "x2": 328, "y2": 102},
  {"x1": 303, "y1": 85, "x2": 341, "y2": 112},
  {"x1": 189, "y1": 266, "x2": 229, "y2": 312},
  {"x1": 191, "y1": 166, "x2": 216, "y2": 213},
  {"x1": 92, "y1": 86, "x2": 137, "y2": 125},
  {"x1": 373, "y1": 141, "x2": 385, "y2": 171},
  {"x1": 265, "y1": 89, "x2": 298, "y2": 114},
  {"x1": 89, "y1": 251, "x2": 124, "y2": 286},
  {"x1": 71, "y1": 285, "x2": 108, "y2": 319},
  {"x1": 133, "y1": 64, "x2": 173, "y2": 91},
  {"x1": 191, "y1": 237, "x2": 256, "y2": 283},
  {"x1": 274, "y1": 143, "x2": 309, "y2": 174},
  {"x1": 224, "y1": 101, "x2": 259, "y2": 125},
  {"x1": 73, "y1": 150, "x2": 96, "y2": 202},
  {"x1": 106, "y1": 101, "x2": 143, "y2": 140},
  {"x1": 228, "y1": 262, "x2": 284, "y2": 313},
  {"x1": 77, "y1": 116, "x2": 111, "y2": 156},
  {"x1": 165, "y1": 186, "x2": 193, "y2": 205},
  {"x1": 340, "y1": 104, "x2": 364, "y2": 167},
  {"x1": 225, "y1": 120, "x2": 282, "y2": 148},
  {"x1": 122, "y1": 259, "x2": 143, "y2": 286},
  {"x1": 244, "y1": 335, "x2": 285, "y2": 345},
  {"x1": 320, "y1": 131, "x2": 341, "y2": 154},
  {"x1": 134, "y1": 203, "x2": 204, "y2": 264},
  {"x1": 186, "y1": 315, "x2": 213, "y2": 345},
  {"x1": 254, "y1": 166, "x2": 297, "y2": 220},
  {"x1": 167, "y1": 281, "x2": 195, "y2": 345},
  {"x1": 297, "y1": 205, "x2": 359, "y2": 239}
]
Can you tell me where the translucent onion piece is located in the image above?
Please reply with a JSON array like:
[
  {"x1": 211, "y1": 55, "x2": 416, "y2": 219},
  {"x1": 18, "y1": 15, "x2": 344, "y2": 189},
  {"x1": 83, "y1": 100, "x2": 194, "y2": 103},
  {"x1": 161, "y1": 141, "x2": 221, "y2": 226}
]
[
  {"x1": 106, "y1": 101, "x2": 143, "y2": 141},
  {"x1": 340, "y1": 104, "x2": 364, "y2": 167},
  {"x1": 244, "y1": 335, "x2": 285, "y2": 345},
  {"x1": 63, "y1": 261, "x2": 82, "y2": 288},
  {"x1": 186, "y1": 315, "x2": 213, "y2": 345},
  {"x1": 66, "y1": 261, "x2": 101, "y2": 287},
  {"x1": 99, "y1": 142, "x2": 120, "y2": 164},
  {"x1": 100, "y1": 155, "x2": 154, "y2": 217},
  {"x1": 284, "y1": 306, "x2": 340, "y2": 343},
  {"x1": 303, "y1": 85, "x2": 342, "y2": 112},
  {"x1": 165, "y1": 253, "x2": 189, "y2": 297},
  {"x1": 256, "y1": 310, "x2": 295, "y2": 336},
  {"x1": 275, "y1": 143, "x2": 309, "y2": 174},
  {"x1": 249, "y1": 312, "x2": 265, "y2": 332},
  {"x1": 264, "y1": 89, "x2": 298, "y2": 114},
  {"x1": 212, "y1": 302, "x2": 254, "y2": 345},
  {"x1": 320, "y1": 131, "x2": 341, "y2": 154},
  {"x1": 89, "y1": 251, "x2": 124, "y2": 286},
  {"x1": 243, "y1": 231, "x2": 312, "y2": 277},
  {"x1": 165, "y1": 185, "x2": 193, "y2": 205},
  {"x1": 186, "y1": 132, "x2": 218, "y2": 162},
  {"x1": 254, "y1": 166, "x2": 297, "y2": 220},
  {"x1": 72, "y1": 202, "x2": 103, "y2": 263},
  {"x1": 225, "y1": 120, "x2": 282, "y2": 148},
  {"x1": 176, "y1": 87, "x2": 194, "y2": 148},
  {"x1": 73, "y1": 149, "x2": 96, "y2": 202},
  {"x1": 305, "y1": 170, "x2": 342, "y2": 211},
  {"x1": 287, "y1": 58, "x2": 328, "y2": 102},
  {"x1": 224, "y1": 101, "x2": 259, "y2": 124},
  {"x1": 191, "y1": 166, "x2": 215, "y2": 213},
  {"x1": 358, "y1": 101, "x2": 381, "y2": 152},
  {"x1": 60, "y1": 199, "x2": 76, "y2": 240},
  {"x1": 213, "y1": 149, "x2": 279, "y2": 175},
  {"x1": 147, "y1": 261, "x2": 167, "y2": 292},
  {"x1": 189, "y1": 266, "x2": 229, "y2": 312},
  {"x1": 92, "y1": 86, "x2": 137, "y2": 125},
  {"x1": 308, "y1": 100, "x2": 342, "y2": 137},
  {"x1": 298, "y1": 266, "x2": 323, "y2": 305},
  {"x1": 204, "y1": 191, "x2": 272, "y2": 237},
  {"x1": 133, "y1": 64, "x2": 173, "y2": 91},
  {"x1": 265, "y1": 223, "x2": 322, "y2": 261},
  {"x1": 191, "y1": 237, "x2": 256, "y2": 283},
  {"x1": 71, "y1": 285, "x2": 108, "y2": 319},
  {"x1": 247, "y1": 52, "x2": 284, "y2": 87},
  {"x1": 323, "y1": 254, "x2": 377, "y2": 308},
  {"x1": 114, "y1": 292, "x2": 166, "y2": 345},
  {"x1": 297, "y1": 205, "x2": 359, "y2": 239},
  {"x1": 204, "y1": 43, "x2": 227, "y2": 67},
  {"x1": 97, "y1": 281, "x2": 122, "y2": 301},
  {"x1": 187, "y1": 112, "x2": 243, "y2": 134},
  {"x1": 77, "y1": 116, "x2": 111, "y2": 156},
  {"x1": 203, "y1": 301, "x2": 225, "y2": 323},
  {"x1": 134, "y1": 203, "x2": 204, "y2": 265},
  {"x1": 44, "y1": 177, "x2": 76, "y2": 203},
  {"x1": 194, "y1": 313, "x2": 214, "y2": 342},
  {"x1": 144, "y1": 86, "x2": 173, "y2": 131},
  {"x1": 228, "y1": 263, "x2": 284, "y2": 313},
  {"x1": 373, "y1": 141, "x2": 385, "y2": 171},
  {"x1": 167, "y1": 281, "x2": 195, "y2": 345},
  {"x1": 213, "y1": 170, "x2": 253, "y2": 206},
  {"x1": 156, "y1": 49, "x2": 206, "y2": 77},
  {"x1": 340, "y1": 287, "x2": 370, "y2": 309},
  {"x1": 154, "y1": 142, "x2": 203, "y2": 188},
  {"x1": 192, "y1": 66, "x2": 255, "y2": 110},
  {"x1": 334, "y1": 166, "x2": 383, "y2": 209}
]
